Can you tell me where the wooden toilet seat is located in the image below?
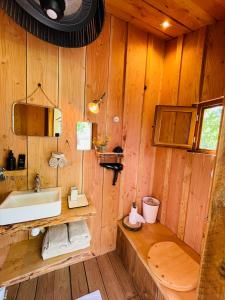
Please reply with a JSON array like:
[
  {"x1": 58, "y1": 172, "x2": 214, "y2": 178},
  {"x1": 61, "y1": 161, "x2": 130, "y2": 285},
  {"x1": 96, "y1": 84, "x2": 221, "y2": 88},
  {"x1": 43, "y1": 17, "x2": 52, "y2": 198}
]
[{"x1": 147, "y1": 241, "x2": 199, "y2": 292}]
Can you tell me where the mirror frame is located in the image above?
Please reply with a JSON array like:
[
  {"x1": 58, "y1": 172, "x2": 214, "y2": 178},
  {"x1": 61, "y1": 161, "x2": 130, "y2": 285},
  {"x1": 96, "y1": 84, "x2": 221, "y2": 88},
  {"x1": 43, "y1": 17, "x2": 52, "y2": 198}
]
[{"x1": 12, "y1": 102, "x2": 63, "y2": 138}]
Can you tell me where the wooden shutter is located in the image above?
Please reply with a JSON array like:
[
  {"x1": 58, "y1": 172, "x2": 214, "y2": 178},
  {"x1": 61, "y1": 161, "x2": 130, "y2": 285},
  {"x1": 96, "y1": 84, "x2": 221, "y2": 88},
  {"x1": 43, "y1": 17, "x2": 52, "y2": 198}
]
[{"x1": 152, "y1": 105, "x2": 197, "y2": 149}]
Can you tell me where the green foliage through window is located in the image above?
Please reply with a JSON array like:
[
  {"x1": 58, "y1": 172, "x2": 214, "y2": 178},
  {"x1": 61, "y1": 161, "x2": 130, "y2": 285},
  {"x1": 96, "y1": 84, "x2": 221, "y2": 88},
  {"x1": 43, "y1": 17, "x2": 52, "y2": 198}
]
[{"x1": 199, "y1": 106, "x2": 222, "y2": 151}]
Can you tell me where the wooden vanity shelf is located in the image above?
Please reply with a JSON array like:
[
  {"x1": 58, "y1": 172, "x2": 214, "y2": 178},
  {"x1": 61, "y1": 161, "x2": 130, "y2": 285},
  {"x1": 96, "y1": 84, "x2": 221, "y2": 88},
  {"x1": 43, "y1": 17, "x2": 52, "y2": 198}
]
[
  {"x1": 4, "y1": 169, "x2": 27, "y2": 177},
  {"x1": 0, "y1": 236, "x2": 94, "y2": 287},
  {"x1": 0, "y1": 199, "x2": 96, "y2": 236}
]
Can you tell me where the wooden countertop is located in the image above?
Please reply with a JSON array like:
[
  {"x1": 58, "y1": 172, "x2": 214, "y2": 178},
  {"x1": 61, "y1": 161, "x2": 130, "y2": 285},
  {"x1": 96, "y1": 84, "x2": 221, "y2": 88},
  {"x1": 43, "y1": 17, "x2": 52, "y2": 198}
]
[
  {"x1": 118, "y1": 221, "x2": 200, "y2": 300},
  {"x1": 0, "y1": 199, "x2": 96, "y2": 236}
]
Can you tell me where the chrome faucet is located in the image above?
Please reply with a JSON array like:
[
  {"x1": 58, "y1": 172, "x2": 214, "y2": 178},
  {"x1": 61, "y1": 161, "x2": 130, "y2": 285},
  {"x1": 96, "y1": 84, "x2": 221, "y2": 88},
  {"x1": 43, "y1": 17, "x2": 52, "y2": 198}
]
[
  {"x1": 34, "y1": 173, "x2": 41, "y2": 192},
  {"x1": 0, "y1": 168, "x2": 5, "y2": 181}
]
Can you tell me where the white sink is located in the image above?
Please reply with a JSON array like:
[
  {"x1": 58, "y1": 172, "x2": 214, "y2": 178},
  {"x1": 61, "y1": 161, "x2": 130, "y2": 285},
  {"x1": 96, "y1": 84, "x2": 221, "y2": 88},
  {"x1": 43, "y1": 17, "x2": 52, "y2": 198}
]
[{"x1": 0, "y1": 187, "x2": 61, "y2": 225}]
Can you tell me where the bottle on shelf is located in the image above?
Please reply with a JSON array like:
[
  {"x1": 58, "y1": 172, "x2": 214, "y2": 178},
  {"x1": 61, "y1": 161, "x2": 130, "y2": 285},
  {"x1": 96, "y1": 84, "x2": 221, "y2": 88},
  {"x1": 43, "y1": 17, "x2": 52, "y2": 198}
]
[{"x1": 6, "y1": 150, "x2": 16, "y2": 171}]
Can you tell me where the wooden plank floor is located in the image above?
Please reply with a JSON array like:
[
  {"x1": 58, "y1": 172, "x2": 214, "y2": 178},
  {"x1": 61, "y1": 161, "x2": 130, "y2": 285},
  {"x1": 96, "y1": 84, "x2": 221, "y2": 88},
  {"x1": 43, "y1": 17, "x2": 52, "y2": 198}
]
[{"x1": 6, "y1": 252, "x2": 140, "y2": 300}]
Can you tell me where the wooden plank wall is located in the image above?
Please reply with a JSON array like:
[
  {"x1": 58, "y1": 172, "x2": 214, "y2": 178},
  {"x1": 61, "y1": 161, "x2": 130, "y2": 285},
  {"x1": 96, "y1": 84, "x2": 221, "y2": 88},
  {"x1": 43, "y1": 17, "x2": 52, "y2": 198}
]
[
  {"x1": 152, "y1": 21, "x2": 225, "y2": 254},
  {"x1": 0, "y1": 10, "x2": 164, "y2": 256},
  {"x1": 119, "y1": 26, "x2": 165, "y2": 217},
  {"x1": 1, "y1": 7, "x2": 224, "y2": 259},
  {"x1": 198, "y1": 22, "x2": 225, "y2": 299}
]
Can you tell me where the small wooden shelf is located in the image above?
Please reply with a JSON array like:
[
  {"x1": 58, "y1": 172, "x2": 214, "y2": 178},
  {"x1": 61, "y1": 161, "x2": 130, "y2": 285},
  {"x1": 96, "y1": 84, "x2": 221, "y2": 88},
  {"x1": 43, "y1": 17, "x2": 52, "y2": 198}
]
[
  {"x1": 4, "y1": 169, "x2": 27, "y2": 177},
  {"x1": 96, "y1": 152, "x2": 124, "y2": 157},
  {"x1": 0, "y1": 199, "x2": 96, "y2": 236},
  {"x1": 0, "y1": 236, "x2": 94, "y2": 287}
]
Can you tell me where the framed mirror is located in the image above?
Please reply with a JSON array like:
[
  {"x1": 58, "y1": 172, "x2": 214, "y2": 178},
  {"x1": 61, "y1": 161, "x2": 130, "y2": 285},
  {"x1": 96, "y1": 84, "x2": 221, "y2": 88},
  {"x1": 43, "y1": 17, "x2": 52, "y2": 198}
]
[{"x1": 13, "y1": 103, "x2": 62, "y2": 137}]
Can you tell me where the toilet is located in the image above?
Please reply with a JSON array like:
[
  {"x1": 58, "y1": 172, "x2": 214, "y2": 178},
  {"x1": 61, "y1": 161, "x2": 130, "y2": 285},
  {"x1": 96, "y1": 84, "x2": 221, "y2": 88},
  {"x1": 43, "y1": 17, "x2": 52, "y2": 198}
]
[{"x1": 147, "y1": 241, "x2": 199, "y2": 292}]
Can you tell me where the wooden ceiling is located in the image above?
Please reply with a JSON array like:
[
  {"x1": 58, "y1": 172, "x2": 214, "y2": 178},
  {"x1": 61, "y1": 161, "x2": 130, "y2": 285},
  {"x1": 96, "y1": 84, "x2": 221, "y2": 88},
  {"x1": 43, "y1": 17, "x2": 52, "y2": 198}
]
[{"x1": 105, "y1": 0, "x2": 225, "y2": 39}]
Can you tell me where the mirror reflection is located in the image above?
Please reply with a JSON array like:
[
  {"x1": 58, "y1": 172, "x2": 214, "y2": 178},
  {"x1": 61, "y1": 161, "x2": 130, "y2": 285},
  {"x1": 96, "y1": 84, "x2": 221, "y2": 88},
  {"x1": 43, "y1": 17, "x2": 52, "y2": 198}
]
[{"x1": 13, "y1": 103, "x2": 62, "y2": 137}]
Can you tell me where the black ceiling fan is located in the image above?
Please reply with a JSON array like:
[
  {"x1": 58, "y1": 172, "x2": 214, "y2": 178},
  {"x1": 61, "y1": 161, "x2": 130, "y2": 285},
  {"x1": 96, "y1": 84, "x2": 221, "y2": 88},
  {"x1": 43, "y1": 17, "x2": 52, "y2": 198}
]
[{"x1": 0, "y1": 0, "x2": 105, "y2": 48}]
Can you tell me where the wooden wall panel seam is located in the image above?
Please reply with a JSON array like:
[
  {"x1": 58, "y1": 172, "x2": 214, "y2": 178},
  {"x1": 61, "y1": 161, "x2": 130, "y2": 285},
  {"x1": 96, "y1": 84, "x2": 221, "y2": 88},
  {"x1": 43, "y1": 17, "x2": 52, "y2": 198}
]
[
  {"x1": 176, "y1": 36, "x2": 184, "y2": 104},
  {"x1": 118, "y1": 22, "x2": 128, "y2": 220},
  {"x1": 199, "y1": 26, "x2": 209, "y2": 102},
  {"x1": 101, "y1": 16, "x2": 127, "y2": 254},
  {"x1": 157, "y1": 36, "x2": 183, "y2": 226},
  {"x1": 99, "y1": 15, "x2": 111, "y2": 255},
  {"x1": 81, "y1": 47, "x2": 87, "y2": 194},
  {"x1": 119, "y1": 23, "x2": 148, "y2": 216},
  {"x1": 135, "y1": 33, "x2": 150, "y2": 204}
]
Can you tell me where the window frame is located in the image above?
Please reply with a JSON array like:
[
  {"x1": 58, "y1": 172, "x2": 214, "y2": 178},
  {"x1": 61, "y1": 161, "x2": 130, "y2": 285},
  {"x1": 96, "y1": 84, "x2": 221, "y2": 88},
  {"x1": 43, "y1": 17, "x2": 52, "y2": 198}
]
[{"x1": 192, "y1": 97, "x2": 224, "y2": 154}]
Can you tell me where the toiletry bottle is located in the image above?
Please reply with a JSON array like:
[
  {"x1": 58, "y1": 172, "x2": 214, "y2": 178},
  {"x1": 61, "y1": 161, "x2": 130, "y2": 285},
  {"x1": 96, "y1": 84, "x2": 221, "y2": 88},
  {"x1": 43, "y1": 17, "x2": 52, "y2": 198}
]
[
  {"x1": 6, "y1": 150, "x2": 16, "y2": 171},
  {"x1": 18, "y1": 154, "x2": 26, "y2": 170}
]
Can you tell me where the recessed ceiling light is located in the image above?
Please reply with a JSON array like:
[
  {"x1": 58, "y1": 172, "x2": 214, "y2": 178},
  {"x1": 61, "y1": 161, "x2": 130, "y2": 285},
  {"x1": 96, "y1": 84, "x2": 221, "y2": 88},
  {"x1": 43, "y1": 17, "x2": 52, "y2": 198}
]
[{"x1": 161, "y1": 21, "x2": 171, "y2": 29}]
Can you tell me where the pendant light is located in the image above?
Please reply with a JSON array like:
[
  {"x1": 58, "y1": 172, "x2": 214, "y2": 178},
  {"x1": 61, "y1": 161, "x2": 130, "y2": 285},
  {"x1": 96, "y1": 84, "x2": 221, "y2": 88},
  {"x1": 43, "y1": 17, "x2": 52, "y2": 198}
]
[
  {"x1": 40, "y1": 0, "x2": 66, "y2": 20},
  {"x1": 1, "y1": 0, "x2": 105, "y2": 48}
]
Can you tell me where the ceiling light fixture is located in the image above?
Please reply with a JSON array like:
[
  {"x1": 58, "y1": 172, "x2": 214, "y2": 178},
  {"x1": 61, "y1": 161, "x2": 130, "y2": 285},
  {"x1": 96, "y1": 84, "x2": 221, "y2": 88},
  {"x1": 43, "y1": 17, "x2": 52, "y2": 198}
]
[
  {"x1": 40, "y1": 0, "x2": 66, "y2": 20},
  {"x1": 161, "y1": 21, "x2": 171, "y2": 29},
  {"x1": 1, "y1": 0, "x2": 105, "y2": 48},
  {"x1": 88, "y1": 93, "x2": 106, "y2": 114}
]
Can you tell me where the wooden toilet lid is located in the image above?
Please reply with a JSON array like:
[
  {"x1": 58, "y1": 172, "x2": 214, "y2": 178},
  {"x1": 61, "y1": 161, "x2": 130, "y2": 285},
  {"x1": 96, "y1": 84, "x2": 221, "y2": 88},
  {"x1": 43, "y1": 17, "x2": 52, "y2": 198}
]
[{"x1": 147, "y1": 241, "x2": 199, "y2": 292}]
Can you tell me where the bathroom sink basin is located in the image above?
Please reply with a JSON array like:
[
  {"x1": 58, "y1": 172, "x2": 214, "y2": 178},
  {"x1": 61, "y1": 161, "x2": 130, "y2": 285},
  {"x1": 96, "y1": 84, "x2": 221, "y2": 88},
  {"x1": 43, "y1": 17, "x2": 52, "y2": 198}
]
[{"x1": 0, "y1": 187, "x2": 61, "y2": 225}]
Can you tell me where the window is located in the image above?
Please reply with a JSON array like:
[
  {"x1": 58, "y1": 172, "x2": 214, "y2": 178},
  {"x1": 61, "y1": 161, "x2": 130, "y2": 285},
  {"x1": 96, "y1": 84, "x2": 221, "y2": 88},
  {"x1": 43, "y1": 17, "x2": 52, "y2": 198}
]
[
  {"x1": 152, "y1": 97, "x2": 224, "y2": 153},
  {"x1": 194, "y1": 98, "x2": 224, "y2": 153}
]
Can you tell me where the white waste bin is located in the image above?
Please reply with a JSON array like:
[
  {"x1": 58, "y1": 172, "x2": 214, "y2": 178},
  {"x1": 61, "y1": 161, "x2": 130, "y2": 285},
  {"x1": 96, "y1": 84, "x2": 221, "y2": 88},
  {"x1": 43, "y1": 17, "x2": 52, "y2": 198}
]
[{"x1": 143, "y1": 197, "x2": 160, "y2": 224}]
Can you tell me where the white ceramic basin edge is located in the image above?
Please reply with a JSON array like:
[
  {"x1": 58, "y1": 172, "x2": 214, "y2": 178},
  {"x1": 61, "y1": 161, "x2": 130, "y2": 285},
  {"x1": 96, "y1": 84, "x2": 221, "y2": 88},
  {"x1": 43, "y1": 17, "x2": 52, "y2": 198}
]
[{"x1": 0, "y1": 187, "x2": 62, "y2": 225}]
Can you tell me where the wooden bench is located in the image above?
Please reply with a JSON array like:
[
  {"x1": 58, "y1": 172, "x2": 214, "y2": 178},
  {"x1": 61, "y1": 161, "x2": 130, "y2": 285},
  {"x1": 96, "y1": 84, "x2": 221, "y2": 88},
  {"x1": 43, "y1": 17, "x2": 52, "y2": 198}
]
[{"x1": 116, "y1": 221, "x2": 200, "y2": 300}]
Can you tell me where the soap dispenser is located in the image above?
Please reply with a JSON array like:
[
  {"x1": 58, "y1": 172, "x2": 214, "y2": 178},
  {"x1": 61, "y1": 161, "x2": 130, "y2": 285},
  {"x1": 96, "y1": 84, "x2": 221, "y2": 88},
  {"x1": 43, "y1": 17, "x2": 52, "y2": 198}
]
[
  {"x1": 6, "y1": 150, "x2": 16, "y2": 171},
  {"x1": 129, "y1": 202, "x2": 146, "y2": 224}
]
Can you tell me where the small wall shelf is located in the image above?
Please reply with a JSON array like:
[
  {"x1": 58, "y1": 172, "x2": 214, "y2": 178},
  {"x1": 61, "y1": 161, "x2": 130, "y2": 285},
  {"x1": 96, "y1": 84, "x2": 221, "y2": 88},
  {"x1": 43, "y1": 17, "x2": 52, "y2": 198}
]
[
  {"x1": 96, "y1": 152, "x2": 124, "y2": 157},
  {"x1": 0, "y1": 236, "x2": 93, "y2": 287},
  {"x1": 96, "y1": 151, "x2": 124, "y2": 163},
  {"x1": 4, "y1": 169, "x2": 27, "y2": 177},
  {"x1": 0, "y1": 199, "x2": 96, "y2": 237}
]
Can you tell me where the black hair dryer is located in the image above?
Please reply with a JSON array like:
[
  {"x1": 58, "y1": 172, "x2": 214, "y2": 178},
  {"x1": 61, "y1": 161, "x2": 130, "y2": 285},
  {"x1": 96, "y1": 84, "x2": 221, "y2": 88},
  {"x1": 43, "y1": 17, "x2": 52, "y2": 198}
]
[{"x1": 100, "y1": 163, "x2": 123, "y2": 186}]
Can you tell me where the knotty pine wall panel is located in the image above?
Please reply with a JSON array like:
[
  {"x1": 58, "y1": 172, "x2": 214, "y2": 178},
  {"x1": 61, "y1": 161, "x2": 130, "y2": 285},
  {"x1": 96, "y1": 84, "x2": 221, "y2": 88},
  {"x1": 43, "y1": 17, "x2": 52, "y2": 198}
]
[
  {"x1": 0, "y1": 11, "x2": 28, "y2": 246},
  {"x1": 136, "y1": 35, "x2": 165, "y2": 209},
  {"x1": 201, "y1": 21, "x2": 225, "y2": 101},
  {"x1": 152, "y1": 37, "x2": 182, "y2": 224},
  {"x1": 101, "y1": 17, "x2": 127, "y2": 254},
  {"x1": 58, "y1": 47, "x2": 86, "y2": 196},
  {"x1": 0, "y1": 10, "x2": 163, "y2": 255},
  {"x1": 1, "y1": 8, "x2": 223, "y2": 258},
  {"x1": 0, "y1": 11, "x2": 27, "y2": 199},
  {"x1": 165, "y1": 28, "x2": 207, "y2": 238},
  {"x1": 152, "y1": 23, "x2": 225, "y2": 254},
  {"x1": 83, "y1": 14, "x2": 111, "y2": 256},
  {"x1": 119, "y1": 24, "x2": 148, "y2": 217},
  {"x1": 27, "y1": 34, "x2": 59, "y2": 190}
]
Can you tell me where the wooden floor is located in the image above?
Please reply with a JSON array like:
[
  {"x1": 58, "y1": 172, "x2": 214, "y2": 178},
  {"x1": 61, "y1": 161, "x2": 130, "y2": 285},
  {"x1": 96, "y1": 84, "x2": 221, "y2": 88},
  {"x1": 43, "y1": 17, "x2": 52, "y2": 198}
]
[{"x1": 6, "y1": 252, "x2": 140, "y2": 300}]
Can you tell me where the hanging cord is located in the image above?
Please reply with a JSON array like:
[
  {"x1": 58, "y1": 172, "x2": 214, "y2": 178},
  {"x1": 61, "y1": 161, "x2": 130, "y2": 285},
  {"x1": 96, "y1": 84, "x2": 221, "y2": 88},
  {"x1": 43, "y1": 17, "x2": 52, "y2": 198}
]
[{"x1": 15, "y1": 83, "x2": 58, "y2": 108}]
